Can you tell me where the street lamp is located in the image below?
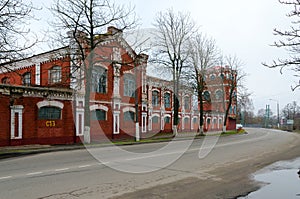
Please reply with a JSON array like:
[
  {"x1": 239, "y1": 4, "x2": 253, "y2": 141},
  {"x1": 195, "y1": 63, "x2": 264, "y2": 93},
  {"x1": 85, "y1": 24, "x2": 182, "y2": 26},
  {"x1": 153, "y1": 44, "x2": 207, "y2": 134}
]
[{"x1": 269, "y1": 99, "x2": 280, "y2": 129}]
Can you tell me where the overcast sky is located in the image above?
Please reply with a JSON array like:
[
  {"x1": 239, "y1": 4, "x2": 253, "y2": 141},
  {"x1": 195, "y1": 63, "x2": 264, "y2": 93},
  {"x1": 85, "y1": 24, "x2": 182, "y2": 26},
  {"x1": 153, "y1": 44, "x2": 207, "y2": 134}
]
[{"x1": 31, "y1": 0, "x2": 300, "y2": 114}]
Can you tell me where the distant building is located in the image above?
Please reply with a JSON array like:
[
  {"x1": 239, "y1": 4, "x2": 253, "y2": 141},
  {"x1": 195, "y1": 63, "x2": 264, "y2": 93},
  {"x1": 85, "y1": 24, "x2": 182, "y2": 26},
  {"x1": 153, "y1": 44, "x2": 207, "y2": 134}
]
[{"x1": 0, "y1": 27, "x2": 236, "y2": 146}]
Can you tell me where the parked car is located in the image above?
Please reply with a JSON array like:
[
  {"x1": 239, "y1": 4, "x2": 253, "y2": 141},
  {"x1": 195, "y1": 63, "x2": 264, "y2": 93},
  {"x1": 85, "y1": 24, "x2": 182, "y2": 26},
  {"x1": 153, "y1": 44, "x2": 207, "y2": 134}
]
[{"x1": 236, "y1": 124, "x2": 243, "y2": 130}]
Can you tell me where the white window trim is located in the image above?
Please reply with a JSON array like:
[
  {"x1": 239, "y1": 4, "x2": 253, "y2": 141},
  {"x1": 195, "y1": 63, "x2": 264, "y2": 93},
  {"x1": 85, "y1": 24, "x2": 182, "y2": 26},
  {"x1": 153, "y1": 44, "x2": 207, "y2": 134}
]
[{"x1": 10, "y1": 105, "x2": 24, "y2": 139}]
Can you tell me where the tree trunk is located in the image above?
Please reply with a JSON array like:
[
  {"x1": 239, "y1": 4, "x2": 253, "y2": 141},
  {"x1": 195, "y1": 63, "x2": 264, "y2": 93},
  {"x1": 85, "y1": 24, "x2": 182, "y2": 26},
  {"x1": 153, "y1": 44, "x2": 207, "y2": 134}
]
[{"x1": 83, "y1": 61, "x2": 93, "y2": 143}]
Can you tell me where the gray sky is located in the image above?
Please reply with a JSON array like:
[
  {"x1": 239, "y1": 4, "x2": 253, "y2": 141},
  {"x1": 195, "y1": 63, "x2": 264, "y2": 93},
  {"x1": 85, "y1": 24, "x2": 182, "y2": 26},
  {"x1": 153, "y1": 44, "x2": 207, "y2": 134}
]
[{"x1": 30, "y1": 0, "x2": 300, "y2": 114}]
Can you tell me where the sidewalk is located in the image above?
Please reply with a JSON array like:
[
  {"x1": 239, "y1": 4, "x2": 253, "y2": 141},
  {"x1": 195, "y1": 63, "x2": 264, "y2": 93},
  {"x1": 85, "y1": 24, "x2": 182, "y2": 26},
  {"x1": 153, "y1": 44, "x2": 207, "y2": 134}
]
[{"x1": 0, "y1": 131, "x2": 225, "y2": 160}]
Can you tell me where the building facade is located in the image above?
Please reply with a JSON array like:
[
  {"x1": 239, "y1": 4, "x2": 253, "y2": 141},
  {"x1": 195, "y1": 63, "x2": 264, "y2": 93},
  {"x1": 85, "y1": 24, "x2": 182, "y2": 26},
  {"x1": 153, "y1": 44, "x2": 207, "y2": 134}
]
[{"x1": 0, "y1": 27, "x2": 236, "y2": 146}]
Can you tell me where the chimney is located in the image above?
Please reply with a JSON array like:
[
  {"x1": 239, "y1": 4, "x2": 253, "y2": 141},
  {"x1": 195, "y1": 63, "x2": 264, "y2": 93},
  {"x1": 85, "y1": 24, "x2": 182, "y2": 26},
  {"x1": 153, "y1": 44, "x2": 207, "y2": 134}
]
[{"x1": 107, "y1": 26, "x2": 123, "y2": 35}]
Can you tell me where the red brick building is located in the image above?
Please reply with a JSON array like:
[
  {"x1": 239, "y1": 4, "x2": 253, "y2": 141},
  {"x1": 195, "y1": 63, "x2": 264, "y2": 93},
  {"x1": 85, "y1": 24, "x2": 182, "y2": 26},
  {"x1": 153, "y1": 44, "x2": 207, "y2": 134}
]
[{"x1": 0, "y1": 27, "x2": 236, "y2": 146}]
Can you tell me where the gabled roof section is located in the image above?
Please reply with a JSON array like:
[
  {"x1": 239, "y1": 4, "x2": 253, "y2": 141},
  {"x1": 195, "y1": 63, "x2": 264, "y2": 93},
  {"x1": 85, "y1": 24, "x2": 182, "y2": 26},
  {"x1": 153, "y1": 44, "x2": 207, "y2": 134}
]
[{"x1": 95, "y1": 26, "x2": 137, "y2": 60}]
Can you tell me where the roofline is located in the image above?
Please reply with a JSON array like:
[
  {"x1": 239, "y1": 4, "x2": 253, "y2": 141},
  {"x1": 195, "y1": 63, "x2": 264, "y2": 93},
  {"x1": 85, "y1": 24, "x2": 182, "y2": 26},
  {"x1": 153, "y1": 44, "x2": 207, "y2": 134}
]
[{"x1": 0, "y1": 46, "x2": 69, "y2": 67}]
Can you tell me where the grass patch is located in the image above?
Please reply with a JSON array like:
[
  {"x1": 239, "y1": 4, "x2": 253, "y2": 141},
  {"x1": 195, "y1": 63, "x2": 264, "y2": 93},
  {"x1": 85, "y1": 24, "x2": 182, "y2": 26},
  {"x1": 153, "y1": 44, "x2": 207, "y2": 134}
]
[{"x1": 293, "y1": 129, "x2": 300, "y2": 134}]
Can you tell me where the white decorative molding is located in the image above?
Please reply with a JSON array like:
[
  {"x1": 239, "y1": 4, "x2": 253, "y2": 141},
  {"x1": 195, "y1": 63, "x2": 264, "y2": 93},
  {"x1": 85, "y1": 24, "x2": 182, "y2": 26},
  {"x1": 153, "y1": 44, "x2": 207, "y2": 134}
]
[
  {"x1": 122, "y1": 106, "x2": 135, "y2": 113},
  {"x1": 37, "y1": 100, "x2": 64, "y2": 109},
  {"x1": 90, "y1": 104, "x2": 109, "y2": 112}
]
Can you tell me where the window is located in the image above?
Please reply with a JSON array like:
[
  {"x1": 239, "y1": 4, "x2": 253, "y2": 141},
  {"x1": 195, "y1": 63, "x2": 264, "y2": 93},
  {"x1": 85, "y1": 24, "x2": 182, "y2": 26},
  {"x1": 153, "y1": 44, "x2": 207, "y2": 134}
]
[
  {"x1": 215, "y1": 90, "x2": 223, "y2": 100},
  {"x1": 91, "y1": 109, "x2": 106, "y2": 120},
  {"x1": 49, "y1": 66, "x2": 61, "y2": 84},
  {"x1": 233, "y1": 106, "x2": 237, "y2": 114},
  {"x1": 184, "y1": 96, "x2": 190, "y2": 110},
  {"x1": 207, "y1": 118, "x2": 211, "y2": 125},
  {"x1": 124, "y1": 74, "x2": 135, "y2": 97},
  {"x1": 210, "y1": 75, "x2": 216, "y2": 80},
  {"x1": 91, "y1": 68, "x2": 107, "y2": 93},
  {"x1": 124, "y1": 111, "x2": 134, "y2": 121},
  {"x1": 193, "y1": 118, "x2": 198, "y2": 124},
  {"x1": 220, "y1": 73, "x2": 225, "y2": 80},
  {"x1": 164, "y1": 117, "x2": 171, "y2": 124},
  {"x1": 38, "y1": 106, "x2": 61, "y2": 119},
  {"x1": 152, "y1": 91, "x2": 160, "y2": 106},
  {"x1": 184, "y1": 118, "x2": 189, "y2": 124},
  {"x1": 22, "y1": 72, "x2": 31, "y2": 85},
  {"x1": 203, "y1": 91, "x2": 211, "y2": 101},
  {"x1": 152, "y1": 116, "x2": 159, "y2": 123},
  {"x1": 164, "y1": 93, "x2": 171, "y2": 108},
  {"x1": 213, "y1": 118, "x2": 217, "y2": 124}
]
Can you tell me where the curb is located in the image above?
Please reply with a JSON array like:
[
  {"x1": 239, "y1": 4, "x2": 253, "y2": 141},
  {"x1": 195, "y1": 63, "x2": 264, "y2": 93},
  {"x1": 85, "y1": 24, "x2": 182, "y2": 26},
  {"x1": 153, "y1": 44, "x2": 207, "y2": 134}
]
[{"x1": 0, "y1": 132, "x2": 231, "y2": 160}]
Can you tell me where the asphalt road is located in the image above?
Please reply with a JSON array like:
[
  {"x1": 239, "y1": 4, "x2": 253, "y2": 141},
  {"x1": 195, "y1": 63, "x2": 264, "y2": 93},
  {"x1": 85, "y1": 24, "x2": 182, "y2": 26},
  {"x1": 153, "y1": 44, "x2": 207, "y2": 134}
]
[{"x1": 0, "y1": 128, "x2": 299, "y2": 199}]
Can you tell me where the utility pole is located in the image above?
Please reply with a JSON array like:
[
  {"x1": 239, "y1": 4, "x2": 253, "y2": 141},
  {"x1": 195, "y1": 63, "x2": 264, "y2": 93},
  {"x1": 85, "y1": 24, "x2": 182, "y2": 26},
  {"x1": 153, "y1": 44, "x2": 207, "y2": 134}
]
[
  {"x1": 269, "y1": 99, "x2": 280, "y2": 129},
  {"x1": 265, "y1": 104, "x2": 270, "y2": 128}
]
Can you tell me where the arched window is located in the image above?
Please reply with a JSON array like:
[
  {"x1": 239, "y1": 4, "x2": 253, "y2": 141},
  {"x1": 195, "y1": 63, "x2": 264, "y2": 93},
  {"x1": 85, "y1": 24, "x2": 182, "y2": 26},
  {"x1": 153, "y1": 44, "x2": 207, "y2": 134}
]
[
  {"x1": 164, "y1": 93, "x2": 171, "y2": 108},
  {"x1": 91, "y1": 67, "x2": 107, "y2": 93},
  {"x1": 193, "y1": 117, "x2": 198, "y2": 124},
  {"x1": 184, "y1": 117, "x2": 189, "y2": 124},
  {"x1": 203, "y1": 91, "x2": 211, "y2": 101},
  {"x1": 124, "y1": 111, "x2": 134, "y2": 121},
  {"x1": 22, "y1": 72, "x2": 31, "y2": 85},
  {"x1": 38, "y1": 106, "x2": 61, "y2": 120},
  {"x1": 124, "y1": 74, "x2": 135, "y2": 97},
  {"x1": 207, "y1": 118, "x2": 211, "y2": 125},
  {"x1": 210, "y1": 74, "x2": 216, "y2": 81},
  {"x1": 215, "y1": 90, "x2": 223, "y2": 100},
  {"x1": 152, "y1": 90, "x2": 160, "y2": 106},
  {"x1": 49, "y1": 66, "x2": 61, "y2": 84},
  {"x1": 164, "y1": 116, "x2": 171, "y2": 124},
  {"x1": 91, "y1": 109, "x2": 106, "y2": 120},
  {"x1": 220, "y1": 73, "x2": 225, "y2": 80},
  {"x1": 152, "y1": 116, "x2": 159, "y2": 123}
]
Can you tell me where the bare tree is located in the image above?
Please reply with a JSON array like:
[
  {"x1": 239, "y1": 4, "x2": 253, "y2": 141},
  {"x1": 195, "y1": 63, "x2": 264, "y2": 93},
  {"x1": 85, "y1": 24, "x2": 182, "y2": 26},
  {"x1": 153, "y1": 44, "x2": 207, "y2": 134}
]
[
  {"x1": 188, "y1": 33, "x2": 219, "y2": 134},
  {"x1": 50, "y1": 0, "x2": 138, "y2": 142},
  {"x1": 218, "y1": 55, "x2": 245, "y2": 132},
  {"x1": 237, "y1": 88, "x2": 253, "y2": 126},
  {"x1": 282, "y1": 101, "x2": 300, "y2": 120},
  {"x1": 152, "y1": 9, "x2": 197, "y2": 136},
  {"x1": 263, "y1": 0, "x2": 300, "y2": 91},
  {"x1": 0, "y1": 0, "x2": 37, "y2": 67}
]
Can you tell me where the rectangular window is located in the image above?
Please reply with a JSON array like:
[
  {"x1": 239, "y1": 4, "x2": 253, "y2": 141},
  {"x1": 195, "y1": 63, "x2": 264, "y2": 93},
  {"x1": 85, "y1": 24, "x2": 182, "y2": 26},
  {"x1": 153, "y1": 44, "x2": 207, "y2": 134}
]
[
  {"x1": 152, "y1": 91, "x2": 160, "y2": 106},
  {"x1": 164, "y1": 93, "x2": 171, "y2": 108},
  {"x1": 49, "y1": 66, "x2": 62, "y2": 84},
  {"x1": 184, "y1": 97, "x2": 190, "y2": 110},
  {"x1": 124, "y1": 75, "x2": 135, "y2": 97},
  {"x1": 22, "y1": 72, "x2": 31, "y2": 85},
  {"x1": 38, "y1": 107, "x2": 61, "y2": 120},
  {"x1": 91, "y1": 68, "x2": 107, "y2": 93},
  {"x1": 98, "y1": 72, "x2": 107, "y2": 93}
]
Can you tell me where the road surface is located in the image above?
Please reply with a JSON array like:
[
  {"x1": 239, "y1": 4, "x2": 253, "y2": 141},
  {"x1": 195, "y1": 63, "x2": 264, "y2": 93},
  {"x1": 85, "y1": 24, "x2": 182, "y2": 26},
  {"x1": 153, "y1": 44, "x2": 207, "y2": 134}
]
[{"x1": 0, "y1": 128, "x2": 300, "y2": 199}]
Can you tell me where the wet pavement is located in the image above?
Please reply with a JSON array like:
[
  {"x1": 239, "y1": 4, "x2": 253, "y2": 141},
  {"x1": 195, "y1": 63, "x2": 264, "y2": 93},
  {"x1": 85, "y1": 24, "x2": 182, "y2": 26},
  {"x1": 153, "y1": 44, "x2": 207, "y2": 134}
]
[{"x1": 239, "y1": 157, "x2": 300, "y2": 199}]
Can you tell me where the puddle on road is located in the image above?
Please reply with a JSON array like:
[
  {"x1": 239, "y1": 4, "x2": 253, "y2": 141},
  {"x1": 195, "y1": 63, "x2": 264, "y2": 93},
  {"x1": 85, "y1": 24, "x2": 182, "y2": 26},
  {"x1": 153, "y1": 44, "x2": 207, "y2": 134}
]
[{"x1": 239, "y1": 157, "x2": 300, "y2": 199}]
